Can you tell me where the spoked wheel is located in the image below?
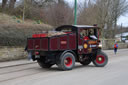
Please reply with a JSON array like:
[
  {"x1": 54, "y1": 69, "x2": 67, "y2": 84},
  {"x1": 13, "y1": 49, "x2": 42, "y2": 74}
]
[
  {"x1": 57, "y1": 52, "x2": 75, "y2": 71},
  {"x1": 37, "y1": 59, "x2": 53, "y2": 68},
  {"x1": 64, "y1": 57, "x2": 73, "y2": 67},
  {"x1": 92, "y1": 51, "x2": 108, "y2": 67}
]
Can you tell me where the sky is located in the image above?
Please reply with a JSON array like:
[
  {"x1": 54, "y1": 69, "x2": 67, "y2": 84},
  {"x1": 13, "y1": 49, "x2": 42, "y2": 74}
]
[
  {"x1": 117, "y1": 15, "x2": 128, "y2": 27},
  {"x1": 0, "y1": 0, "x2": 128, "y2": 27}
]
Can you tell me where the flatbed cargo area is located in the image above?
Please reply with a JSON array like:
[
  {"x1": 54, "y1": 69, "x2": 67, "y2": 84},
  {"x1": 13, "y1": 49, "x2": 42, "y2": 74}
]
[{"x1": 27, "y1": 33, "x2": 76, "y2": 51}]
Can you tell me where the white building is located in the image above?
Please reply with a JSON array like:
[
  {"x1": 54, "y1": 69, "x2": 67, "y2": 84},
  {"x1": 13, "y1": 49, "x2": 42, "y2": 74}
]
[{"x1": 115, "y1": 32, "x2": 128, "y2": 43}]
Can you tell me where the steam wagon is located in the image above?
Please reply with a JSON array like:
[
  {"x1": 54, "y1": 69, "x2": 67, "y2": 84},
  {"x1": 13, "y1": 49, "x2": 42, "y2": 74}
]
[{"x1": 26, "y1": 25, "x2": 108, "y2": 70}]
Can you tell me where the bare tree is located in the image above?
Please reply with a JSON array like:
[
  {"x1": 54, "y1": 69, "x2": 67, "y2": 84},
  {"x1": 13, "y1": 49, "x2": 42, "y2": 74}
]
[
  {"x1": 42, "y1": 1, "x2": 74, "y2": 27},
  {"x1": 78, "y1": 0, "x2": 128, "y2": 38},
  {"x1": 97, "y1": 0, "x2": 128, "y2": 38},
  {"x1": 2, "y1": 0, "x2": 8, "y2": 10},
  {"x1": 9, "y1": 0, "x2": 16, "y2": 9},
  {"x1": 110, "y1": 0, "x2": 128, "y2": 37},
  {"x1": 2, "y1": 0, "x2": 16, "y2": 11}
]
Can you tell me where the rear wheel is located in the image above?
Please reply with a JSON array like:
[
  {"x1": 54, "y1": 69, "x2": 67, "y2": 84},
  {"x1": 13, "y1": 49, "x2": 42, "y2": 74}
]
[
  {"x1": 92, "y1": 51, "x2": 108, "y2": 67},
  {"x1": 37, "y1": 59, "x2": 53, "y2": 68},
  {"x1": 57, "y1": 52, "x2": 75, "y2": 71}
]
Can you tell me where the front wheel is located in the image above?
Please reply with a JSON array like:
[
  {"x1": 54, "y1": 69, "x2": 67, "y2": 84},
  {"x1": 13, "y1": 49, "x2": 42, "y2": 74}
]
[{"x1": 92, "y1": 51, "x2": 108, "y2": 67}]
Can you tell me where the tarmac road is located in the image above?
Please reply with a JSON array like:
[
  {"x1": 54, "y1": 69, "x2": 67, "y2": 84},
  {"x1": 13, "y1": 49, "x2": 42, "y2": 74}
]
[{"x1": 0, "y1": 49, "x2": 128, "y2": 85}]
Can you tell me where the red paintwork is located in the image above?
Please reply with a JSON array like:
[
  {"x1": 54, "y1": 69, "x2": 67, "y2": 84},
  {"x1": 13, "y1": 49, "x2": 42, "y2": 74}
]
[
  {"x1": 34, "y1": 39, "x2": 41, "y2": 50},
  {"x1": 69, "y1": 34, "x2": 76, "y2": 50},
  {"x1": 40, "y1": 34, "x2": 47, "y2": 37},
  {"x1": 96, "y1": 55, "x2": 105, "y2": 64},
  {"x1": 28, "y1": 39, "x2": 34, "y2": 49},
  {"x1": 84, "y1": 36, "x2": 89, "y2": 40},
  {"x1": 59, "y1": 35, "x2": 68, "y2": 50},
  {"x1": 49, "y1": 33, "x2": 76, "y2": 50},
  {"x1": 32, "y1": 34, "x2": 40, "y2": 38},
  {"x1": 35, "y1": 51, "x2": 39, "y2": 55},
  {"x1": 28, "y1": 33, "x2": 76, "y2": 51},
  {"x1": 50, "y1": 37, "x2": 59, "y2": 51},
  {"x1": 41, "y1": 38, "x2": 48, "y2": 51},
  {"x1": 32, "y1": 34, "x2": 47, "y2": 38},
  {"x1": 65, "y1": 57, "x2": 72, "y2": 67}
]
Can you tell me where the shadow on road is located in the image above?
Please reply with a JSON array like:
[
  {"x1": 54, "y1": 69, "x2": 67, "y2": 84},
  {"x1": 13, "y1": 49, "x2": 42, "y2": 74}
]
[{"x1": 36, "y1": 64, "x2": 95, "y2": 72}]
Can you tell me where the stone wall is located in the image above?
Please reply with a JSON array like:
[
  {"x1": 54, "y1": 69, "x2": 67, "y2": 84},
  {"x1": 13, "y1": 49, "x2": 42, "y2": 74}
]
[
  {"x1": 0, "y1": 47, "x2": 27, "y2": 62},
  {"x1": 118, "y1": 43, "x2": 128, "y2": 49},
  {"x1": 101, "y1": 39, "x2": 128, "y2": 50}
]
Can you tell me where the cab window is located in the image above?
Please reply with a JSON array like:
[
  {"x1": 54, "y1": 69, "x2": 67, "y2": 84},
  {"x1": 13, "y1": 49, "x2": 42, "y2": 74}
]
[{"x1": 80, "y1": 29, "x2": 97, "y2": 40}]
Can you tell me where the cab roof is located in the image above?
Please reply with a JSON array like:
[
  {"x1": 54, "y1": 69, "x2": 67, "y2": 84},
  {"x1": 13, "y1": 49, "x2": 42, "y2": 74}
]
[
  {"x1": 73, "y1": 25, "x2": 97, "y2": 28},
  {"x1": 55, "y1": 25, "x2": 100, "y2": 31}
]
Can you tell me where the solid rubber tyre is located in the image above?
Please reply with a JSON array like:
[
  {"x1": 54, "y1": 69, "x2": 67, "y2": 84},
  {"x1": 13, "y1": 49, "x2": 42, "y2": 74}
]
[
  {"x1": 57, "y1": 52, "x2": 75, "y2": 71},
  {"x1": 92, "y1": 51, "x2": 108, "y2": 67}
]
